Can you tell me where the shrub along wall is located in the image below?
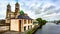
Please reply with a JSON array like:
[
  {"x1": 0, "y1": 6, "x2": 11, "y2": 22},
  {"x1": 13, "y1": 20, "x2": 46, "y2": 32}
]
[{"x1": 26, "y1": 25, "x2": 39, "y2": 34}]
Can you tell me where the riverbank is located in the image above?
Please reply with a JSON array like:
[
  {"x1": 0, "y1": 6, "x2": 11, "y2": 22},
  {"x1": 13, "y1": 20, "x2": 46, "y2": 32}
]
[{"x1": 26, "y1": 25, "x2": 42, "y2": 34}]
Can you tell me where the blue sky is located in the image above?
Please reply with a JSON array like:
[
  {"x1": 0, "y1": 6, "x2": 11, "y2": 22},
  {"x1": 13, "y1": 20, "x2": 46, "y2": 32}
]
[{"x1": 0, "y1": 0, "x2": 60, "y2": 21}]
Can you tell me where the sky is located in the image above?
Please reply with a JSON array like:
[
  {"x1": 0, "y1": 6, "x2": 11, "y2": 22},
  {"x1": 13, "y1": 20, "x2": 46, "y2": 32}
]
[{"x1": 0, "y1": 0, "x2": 60, "y2": 21}]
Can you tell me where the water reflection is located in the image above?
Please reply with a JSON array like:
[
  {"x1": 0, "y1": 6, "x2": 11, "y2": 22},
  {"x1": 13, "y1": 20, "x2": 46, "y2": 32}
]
[{"x1": 35, "y1": 23, "x2": 60, "y2": 34}]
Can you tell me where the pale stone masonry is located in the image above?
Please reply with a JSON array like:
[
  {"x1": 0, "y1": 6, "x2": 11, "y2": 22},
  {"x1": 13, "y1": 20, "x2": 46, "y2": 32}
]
[
  {"x1": 6, "y1": 2, "x2": 33, "y2": 32},
  {"x1": 10, "y1": 19, "x2": 33, "y2": 32},
  {"x1": 6, "y1": 2, "x2": 20, "y2": 23}
]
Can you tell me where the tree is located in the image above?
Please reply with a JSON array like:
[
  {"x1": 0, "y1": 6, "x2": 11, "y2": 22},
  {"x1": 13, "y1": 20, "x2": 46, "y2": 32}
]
[
  {"x1": 36, "y1": 18, "x2": 42, "y2": 25},
  {"x1": 42, "y1": 20, "x2": 47, "y2": 25},
  {"x1": 36, "y1": 18, "x2": 47, "y2": 28},
  {"x1": 56, "y1": 20, "x2": 60, "y2": 24},
  {"x1": 20, "y1": 10, "x2": 24, "y2": 15}
]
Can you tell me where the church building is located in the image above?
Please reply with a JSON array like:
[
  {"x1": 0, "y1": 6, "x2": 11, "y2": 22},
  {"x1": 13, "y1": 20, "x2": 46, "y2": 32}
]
[{"x1": 5, "y1": 2, "x2": 33, "y2": 32}]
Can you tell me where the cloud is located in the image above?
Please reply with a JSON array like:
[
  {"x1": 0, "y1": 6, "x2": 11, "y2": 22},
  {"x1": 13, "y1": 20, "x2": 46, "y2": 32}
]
[{"x1": 0, "y1": 0, "x2": 60, "y2": 21}]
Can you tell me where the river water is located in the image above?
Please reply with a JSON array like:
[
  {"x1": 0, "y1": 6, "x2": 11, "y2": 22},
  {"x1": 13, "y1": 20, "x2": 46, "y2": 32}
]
[{"x1": 35, "y1": 23, "x2": 60, "y2": 34}]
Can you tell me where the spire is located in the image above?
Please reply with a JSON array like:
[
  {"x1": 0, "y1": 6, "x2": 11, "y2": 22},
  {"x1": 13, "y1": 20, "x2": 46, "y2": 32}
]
[
  {"x1": 7, "y1": 4, "x2": 11, "y2": 7},
  {"x1": 15, "y1": 0, "x2": 19, "y2": 7},
  {"x1": 15, "y1": 2, "x2": 19, "y2": 6},
  {"x1": 6, "y1": 3, "x2": 11, "y2": 19},
  {"x1": 15, "y1": 0, "x2": 20, "y2": 18},
  {"x1": 15, "y1": 0, "x2": 19, "y2": 5},
  {"x1": 15, "y1": 2, "x2": 19, "y2": 12},
  {"x1": 7, "y1": 4, "x2": 11, "y2": 10}
]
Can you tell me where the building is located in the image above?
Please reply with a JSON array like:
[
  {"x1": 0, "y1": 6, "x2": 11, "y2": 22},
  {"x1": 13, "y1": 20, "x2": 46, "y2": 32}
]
[
  {"x1": 5, "y1": 2, "x2": 33, "y2": 32},
  {"x1": 11, "y1": 15, "x2": 33, "y2": 32},
  {"x1": 6, "y1": 2, "x2": 20, "y2": 23}
]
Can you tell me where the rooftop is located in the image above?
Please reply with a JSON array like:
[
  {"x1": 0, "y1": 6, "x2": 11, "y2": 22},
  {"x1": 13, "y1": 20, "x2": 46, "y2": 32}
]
[{"x1": 18, "y1": 15, "x2": 33, "y2": 20}]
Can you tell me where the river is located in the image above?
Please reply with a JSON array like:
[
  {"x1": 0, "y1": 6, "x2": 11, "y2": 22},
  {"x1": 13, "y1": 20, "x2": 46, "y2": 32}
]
[{"x1": 35, "y1": 23, "x2": 60, "y2": 34}]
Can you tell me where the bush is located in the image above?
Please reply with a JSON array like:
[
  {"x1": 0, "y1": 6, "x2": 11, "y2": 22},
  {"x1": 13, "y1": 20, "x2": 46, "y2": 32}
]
[
  {"x1": 26, "y1": 31, "x2": 31, "y2": 34},
  {"x1": 26, "y1": 25, "x2": 39, "y2": 34}
]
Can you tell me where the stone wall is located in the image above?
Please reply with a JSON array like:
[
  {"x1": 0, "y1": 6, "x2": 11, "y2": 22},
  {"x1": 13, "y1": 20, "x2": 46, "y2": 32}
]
[{"x1": 10, "y1": 19, "x2": 19, "y2": 31}]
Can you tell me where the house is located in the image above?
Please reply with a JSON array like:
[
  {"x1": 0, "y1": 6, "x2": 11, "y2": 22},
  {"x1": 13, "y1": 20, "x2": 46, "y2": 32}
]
[{"x1": 10, "y1": 14, "x2": 33, "y2": 32}]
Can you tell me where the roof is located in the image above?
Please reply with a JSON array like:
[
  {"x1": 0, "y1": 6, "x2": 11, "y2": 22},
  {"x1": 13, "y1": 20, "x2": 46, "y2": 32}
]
[
  {"x1": 7, "y1": 4, "x2": 11, "y2": 7},
  {"x1": 18, "y1": 15, "x2": 33, "y2": 20},
  {"x1": 15, "y1": 2, "x2": 19, "y2": 5}
]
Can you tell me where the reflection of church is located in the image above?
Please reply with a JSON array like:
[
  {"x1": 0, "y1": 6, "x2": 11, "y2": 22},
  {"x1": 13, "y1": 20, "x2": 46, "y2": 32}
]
[{"x1": 5, "y1": 2, "x2": 33, "y2": 32}]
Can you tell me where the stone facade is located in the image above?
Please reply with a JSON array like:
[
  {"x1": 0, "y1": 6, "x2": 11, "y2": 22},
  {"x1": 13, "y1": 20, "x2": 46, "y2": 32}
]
[
  {"x1": 6, "y1": 2, "x2": 33, "y2": 32},
  {"x1": 6, "y1": 2, "x2": 20, "y2": 23},
  {"x1": 10, "y1": 19, "x2": 33, "y2": 32},
  {"x1": 10, "y1": 19, "x2": 19, "y2": 31}
]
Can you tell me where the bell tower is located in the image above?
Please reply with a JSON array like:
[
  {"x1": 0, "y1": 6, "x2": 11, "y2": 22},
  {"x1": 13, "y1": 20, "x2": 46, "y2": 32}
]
[
  {"x1": 15, "y1": 2, "x2": 20, "y2": 18},
  {"x1": 6, "y1": 4, "x2": 11, "y2": 23},
  {"x1": 6, "y1": 4, "x2": 11, "y2": 19}
]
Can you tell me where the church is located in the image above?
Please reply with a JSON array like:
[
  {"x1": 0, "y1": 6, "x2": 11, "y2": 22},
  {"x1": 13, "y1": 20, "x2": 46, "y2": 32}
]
[{"x1": 5, "y1": 2, "x2": 33, "y2": 32}]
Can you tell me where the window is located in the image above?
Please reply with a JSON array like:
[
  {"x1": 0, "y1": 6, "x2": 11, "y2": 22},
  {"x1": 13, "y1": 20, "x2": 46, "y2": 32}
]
[
  {"x1": 28, "y1": 25, "x2": 32, "y2": 29},
  {"x1": 24, "y1": 26, "x2": 26, "y2": 31},
  {"x1": 31, "y1": 25, "x2": 32, "y2": 29},
  {"x1": 24, "y1": 20, "x2": 26, "y2": 24},
  {"x1": 28, "y1": 20, "x2": 31, "y2": 24},
  {"x1": 19, "y1": 20, "x2": 21, "y2": 27},
  {"x1": 19, "y1": 20, "x2": 21, "y2": 23},
  {"x1": 31, "y1": 20, "x2": 32, "y2": 23},
  {"x1": 28, "y1": 26, "x2": 29, "y2": 30},
  {"x1": 28, "y1": 20, "x2": 30, "y2": 24},
  {"x1": 19, "y1": 20, "x2": 21, "y2": 31}
]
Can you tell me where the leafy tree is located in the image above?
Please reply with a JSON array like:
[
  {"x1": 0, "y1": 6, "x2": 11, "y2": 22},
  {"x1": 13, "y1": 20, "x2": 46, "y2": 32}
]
[
  {"x1": 56, "y1": 20, "x2": 60, "y2": 24},
  {"x1": 36, "y1": 18, "x2": 47, "y2": 28},
  {"x1": 43, "y1": 20, "x2": 47, "y2": 25},
  {"x1": 20, "y1": 10, "x2": 24, "y2": 15},
  {"x1": 36, "y1": 18, "x2": 42, "y2": 25}
]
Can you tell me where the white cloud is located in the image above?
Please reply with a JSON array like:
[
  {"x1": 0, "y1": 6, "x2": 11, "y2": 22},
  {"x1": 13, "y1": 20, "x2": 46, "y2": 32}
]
[{"x1": 0, "y1": 0, "x2": 60, "y2": 21}]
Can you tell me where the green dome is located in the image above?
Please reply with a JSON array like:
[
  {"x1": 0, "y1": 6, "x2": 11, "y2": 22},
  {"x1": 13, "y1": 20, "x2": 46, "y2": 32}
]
[{"x1": 20, "y1": 10, "x2": 24, "y2": 15}]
